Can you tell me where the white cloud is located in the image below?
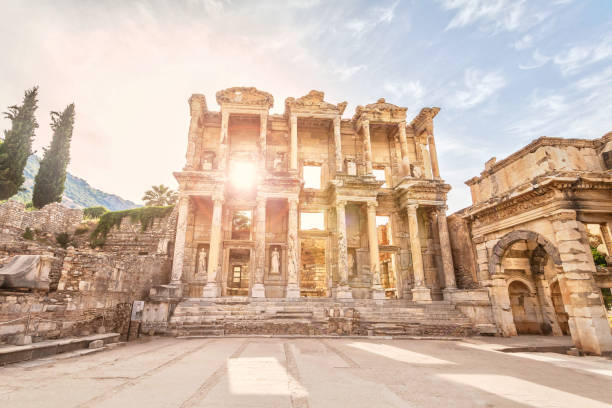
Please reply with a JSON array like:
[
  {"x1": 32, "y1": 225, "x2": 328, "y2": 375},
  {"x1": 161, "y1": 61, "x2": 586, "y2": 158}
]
[
  {"x1": 447, "y1": 68, "x2": 507, "y2": 109},
  {"x1": 383, "y1": 80, "x2": 425, "y2": 101},
  {"x1": 513, "y1": 34, "x2": 533, "y2": 50},
  {"x1": 334, "y1": 64, "x2": 367, "y2": 81},
  {"x1": 345, "y1": 1, "x2": 399, "y2": 38},
  {"x1": 575, "y1": 66, "x2": 612, "y2": 89},
  {"x1": 553, "y1": 35, "x2": 612, "y2": 75},
  {"x1": 518, "y1": 49, "x2": 551, "y2": 70}
]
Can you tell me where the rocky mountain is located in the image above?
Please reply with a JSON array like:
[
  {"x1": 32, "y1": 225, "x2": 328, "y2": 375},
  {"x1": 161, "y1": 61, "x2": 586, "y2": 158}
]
[{"x1": 13, "y1": 155, "x2": 138, "y2": 211}]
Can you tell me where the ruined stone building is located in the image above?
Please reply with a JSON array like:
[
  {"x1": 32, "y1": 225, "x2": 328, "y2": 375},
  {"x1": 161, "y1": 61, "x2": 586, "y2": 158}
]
[
  {"x1": 450, "y1": 133, "x2": 612, "y2": 355},
  {"x1": 168, "y1": 87, "x2": 456, "y2": 303}
]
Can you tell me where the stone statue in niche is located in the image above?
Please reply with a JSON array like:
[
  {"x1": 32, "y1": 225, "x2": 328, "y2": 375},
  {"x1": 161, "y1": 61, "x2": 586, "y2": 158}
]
[
  {"x1": 412, "y1": 164, "x2": 423, "y2": 179},
  {"x1": 346, "y1": 159, "x2": 357, "y2": 176},
  {"x1": 273, "y1": 152, "x2": 285, "y2": 172},
  {"x1": 197, "y1": 247, "x2": 208, "y2": 274},
  {"x1": 270, "y1": 246, "x2": 280, "y2": 274}
]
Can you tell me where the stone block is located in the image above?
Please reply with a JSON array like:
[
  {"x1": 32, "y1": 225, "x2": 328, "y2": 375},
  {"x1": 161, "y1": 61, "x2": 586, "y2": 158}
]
[
  {"x1": 555, "y1": 229, "x2": 582, "y2": 242},
  {"x1": 14, "y1": 334, "x2": 32, "y2": 346},
  {"x1": 89, "y1": 339, "x2": 104, "y2": 349}
]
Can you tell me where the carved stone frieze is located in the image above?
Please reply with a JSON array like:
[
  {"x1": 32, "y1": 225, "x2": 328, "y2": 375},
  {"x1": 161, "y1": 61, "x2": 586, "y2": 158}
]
[
  {"x1": 285, "y1": 90, "x2": 347, "y2": 116},
  {"x1": 215, "y1": 87, "x2": 274, "y2": 108}
]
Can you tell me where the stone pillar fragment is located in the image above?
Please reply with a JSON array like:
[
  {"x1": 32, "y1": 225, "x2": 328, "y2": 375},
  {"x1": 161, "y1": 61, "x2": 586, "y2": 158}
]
[
  {"x1": 203, "y1": 194, "x2": 224, "y2": 298},
  {"x1": 367, "y1": 201, "x2": 384, "y2": 299},
  {"x1": 170, "y1": 196, "x2": 190, "y2": 285},
  {"x1": 184, "y1": 94, "x2": 206, "y2": 170},
  {"x1": 397, "y1": 122, "x2": 411, "y2": 176},
  {"x1": 333, "y1": 116, "x2": 343, "y2": 174},
  {"x1": 362, "y1": 120, "x2": 373, "y2": 175},
  {"x1": 437, "y1": 207, "x2": 456, "y2": 299},
  {"x1": 335, "y1": 200, "x2": 352, "y2": 299},
  {"x1": 551, "y1": 211, "x2": 612, "y2": 355},
  {"x1": 488, "y1": 275, "x2": 517, "y2": 336},
  {"x1": 252, "y1": 196, "x2": 266, "y2": 298},
  {"x1": 286, "y1": 198, "x2": 300, "y2": 298},
  {"x1": 535, "y1": 275, "x2": 563, "y2": 336},
  {"x1": 407, "y1": 204, "x2": 431, "y2": 302},
  {"x1": 218, "y1": 111, "x2": 229, "y2": 171},
  {"x1": 290, "y1": 114, "x2": 298, "y2": 171}
]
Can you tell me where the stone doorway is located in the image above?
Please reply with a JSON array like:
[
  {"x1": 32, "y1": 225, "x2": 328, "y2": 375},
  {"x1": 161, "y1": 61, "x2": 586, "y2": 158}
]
[
  {"x1": 227, "y1": 248, "x2": 250, "y2": 296},
  {"x1": 300, "y1": 237, "x2": 327, "y2": 297},
  {"x1": 508, "y1": 280, "x2": 541, "y2": 334},
  {"x1": 550, "y1": 281, "x2": 570, "y2": 335}
]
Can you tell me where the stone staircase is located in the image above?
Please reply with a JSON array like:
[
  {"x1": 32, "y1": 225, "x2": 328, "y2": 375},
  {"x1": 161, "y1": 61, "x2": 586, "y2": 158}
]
[{"x1": 167, "y1": 298, "x2": 474, "y2": 338}]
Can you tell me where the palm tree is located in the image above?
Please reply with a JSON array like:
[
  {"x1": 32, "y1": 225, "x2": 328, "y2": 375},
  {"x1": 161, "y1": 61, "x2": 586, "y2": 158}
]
[{"x1": 142, "y1": 184, "x2": 177, "y2": 206}]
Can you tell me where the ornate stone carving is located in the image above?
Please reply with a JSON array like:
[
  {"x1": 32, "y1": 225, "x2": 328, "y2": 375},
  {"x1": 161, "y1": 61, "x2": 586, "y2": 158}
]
[
  {"x1": 353, "y1": 98, "x2": 408, "y2": 122},
  {"x1": 285, "y1": 90, "x2": 347, "y2": 115},
  {"x1": 215, "y1": 87, "x2": 274, "y2": 108}
]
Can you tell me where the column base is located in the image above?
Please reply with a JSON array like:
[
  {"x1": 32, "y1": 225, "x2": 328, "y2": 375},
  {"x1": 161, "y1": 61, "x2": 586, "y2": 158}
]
[
  {"x1": 251, "y1": 283, "x2": 266, "y2": 298},
  {"x1": 442, "y1": 287, "x2": 456, "y2": 301},
  {"x1": 372, "y1": 285, "x2": 386, "y2": 300},
  {"x1": 149, "y1": 284, "x2": 182, "y2": 301},
  {"x1": 334, "y1": 285, "x2": 353, "y2": 299},
  {"x1": 202, "y1": 282, "x2": 221, "y2": 298},
  {"x1": 412, "y1": 286, "x2": 432, "y2": 303},
  {"x1": 286, "y1": 283, "x2": 300, "y2": 299}
]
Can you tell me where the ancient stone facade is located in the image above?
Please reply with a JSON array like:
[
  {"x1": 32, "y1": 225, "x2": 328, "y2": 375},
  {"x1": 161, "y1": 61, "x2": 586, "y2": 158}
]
[
  {"x1": 0, "y1": 201, "x2": 83, "y2": 238},
  {"x1": 452, "y1": 133, "x2": 612, "y2": 355},
  {"x1": 168, "y1": 87, "x2": 458, "y2": 303}
]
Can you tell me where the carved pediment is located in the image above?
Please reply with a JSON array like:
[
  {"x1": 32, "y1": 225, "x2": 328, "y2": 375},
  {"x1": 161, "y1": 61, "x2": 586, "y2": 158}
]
[
  {"x1": 410, "y1": 107, "x2": 440, "y2": 134},
  {"x1": 285, "y1": 90, "x2": 347, "y2": 116},
  {"x1": 215, "y1": 87, "x2": 274, "y2": 108},
  {"x1": 353, "y1": 98, "x2": 407, "y2": 123}
]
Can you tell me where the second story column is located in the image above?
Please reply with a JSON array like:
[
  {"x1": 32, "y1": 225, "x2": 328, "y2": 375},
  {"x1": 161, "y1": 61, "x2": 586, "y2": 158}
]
[
  {"x1": 333, "y1": 116, "x2": 343, "y2": 174},
  {"x1": 252, "y1": 196, "x2": 267, "y2": 298},
  {"x1": 218, "y1": 110, "x2": 229, "y2": 171},
  {"x1": 362, "y1": 120, "x2": 373, "y2": 174},
  {"x1": 286, "y1": 197, "x2": 300, "y2": 298},
  {"x1": 290, "y1": 114, "x2": 298, "y2": 171},
  {"x1": 335, "y1": 200, "x2": 352, "y2": 299},
  {"x1": 185, "y1": 95, "x2": 205, "y2": 170},
  {"x1": 427, "y1": 132, "x2": 440, "y2": 179},
  {"x1": 259, "y1": 112, "x2": 268, "y2": 170},
  {"x1": 437, "y1": 206, "x2": 456, "y2": 299},
  {"x1": 203, "y1": 193, "x2": 224, "y2": 298},
  {"x1": 170, "y1": 195, "x2": 190, "y2": 286},
  {"x1": 407, "y1": 204, "x2": 432, "y2": 302},
  {"x1": 398, "y1": 121, "x2": 411, "y2": 176},
  {"x1": 367, "y1": 201, "x2": 385, "y2": 299}
]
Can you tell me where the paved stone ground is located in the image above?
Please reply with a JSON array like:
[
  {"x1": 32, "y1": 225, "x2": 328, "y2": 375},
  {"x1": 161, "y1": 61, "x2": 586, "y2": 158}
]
[{"x1": 0, "y1": 337, "x2": 611, "y2": 408}]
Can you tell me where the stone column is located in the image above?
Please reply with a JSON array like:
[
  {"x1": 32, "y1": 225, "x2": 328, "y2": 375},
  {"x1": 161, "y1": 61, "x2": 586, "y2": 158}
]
[
  {"x1": 427, "y1": 132, "x2": 440, "y2": 179},
  {"x1": 252, "y1": 196, "x2": 266, "y2": 298},
  {"x1": 437, "y1": 207, "x2": 456, "y2": 299},
  {"x1": 551, "y1": 210, "x2": 612, "y2": 355},
  {"x1": 600, "y1": 222, "x2": 612, "y2": 256},
  {"x1": 203, "y1": 194, "x2": 224, "y2": 298},
  {"x1": 290, "y1": 114, "x2": 298, "y2": 171},
  {"x1": 170, "y1": 196, "x2": 190, "y2": 285},
  {"x1": 362, "y1": 120, "x2": 373, "y2": 174},
  {"x1": 218, "y1": 110, "x2": 229, "y2": 171},
  {"x1": 286, "y1": 198, "x2": 300, "y2": 298},
  {"x1": 259, "y1": 112, "x2": 268, "y2": 171},
  {"x1": 488, "y1": 275, "x2": 517, "y2": 336},
  {"x1": 397, "y1": 122, "x2": 411, "y2": 176},
  {"x1": 367, "y1": 201, "x2": 384, "y2": 299},
  {"x1": 534, "y1": 275, "x2": 563, "y2": 336},
  {"x1": 184, "y1": 94, "x2": 205, "y2": 170},
  {"x1": 333, "y1": 116, "x2": 343, "y2": 174},
  {"x1": 406, "y1": 204, "x2": 431, "y2": 302},
  {"x1": 335, "y1": 200, "x2": 352, "y2": 299}
]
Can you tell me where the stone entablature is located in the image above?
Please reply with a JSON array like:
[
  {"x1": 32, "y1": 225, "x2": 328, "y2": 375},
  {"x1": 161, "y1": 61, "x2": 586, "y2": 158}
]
[{"x1": 466, "y1": 134, "x2": 612, "y2": 205}]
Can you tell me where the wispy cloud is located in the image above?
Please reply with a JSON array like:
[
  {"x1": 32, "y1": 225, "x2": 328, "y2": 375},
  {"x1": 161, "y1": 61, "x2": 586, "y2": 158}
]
[
  {"x1": 552, "y1": 35, "x2": 612, "y2": 75},
  {"x1": 518, "y1": 49, "x2": 551, "y2": 70},
  {"x1": 334, "y1": 64, "x2": 367, "y2": 81},
  {"x1": 383, "y1": 80, "x2": 425, "y2": 101},
  {"x1": 513, "y1": 34, "x2": 533, "y2": 50},
  {"x1": 447, "y1": 68, "x2": 507, "y2": 109},
  {"x1": 345, "y1": 1, "x2": 399, "y2": 38}
]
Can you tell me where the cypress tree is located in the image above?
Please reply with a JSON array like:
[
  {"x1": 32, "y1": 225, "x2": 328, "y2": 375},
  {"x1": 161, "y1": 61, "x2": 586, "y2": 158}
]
[
  {"x1": 32, "y1": 104, "x2": 75, "y2": 209},
  {"x1": 0, "y1": 87, "x2": 39, "y2": 200}
]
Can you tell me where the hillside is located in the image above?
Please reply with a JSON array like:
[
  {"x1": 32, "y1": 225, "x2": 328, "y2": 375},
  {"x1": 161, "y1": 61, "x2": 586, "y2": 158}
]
[{"x1": 13, "y1": 155, "x2": 139, "y2": 211}]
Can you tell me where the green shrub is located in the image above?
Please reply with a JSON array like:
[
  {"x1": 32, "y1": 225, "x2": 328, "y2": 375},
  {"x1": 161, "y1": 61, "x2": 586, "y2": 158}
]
[
  {"x1": 591, "y1": 247, "x2": 607, "y2": 266},
  {"x1": 83, "y1": 206, "x2": 108, "y2": 219},
  {"x1": 90, "y1": 205, "x2": 174, "y2": 248},
  {"x1": 22, "y1": 227, "x2": 34, "y2": 240},
  {"x1": 55, "y1": 232, "x2": 71, "y2": 249},
  {"x1": 74, "y1": 225, "x2": 89, "y2": 235}
]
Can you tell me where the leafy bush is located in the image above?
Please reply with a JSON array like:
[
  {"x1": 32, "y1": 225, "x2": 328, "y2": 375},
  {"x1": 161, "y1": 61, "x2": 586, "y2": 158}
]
[
  {"x1": 591, "y1": 247, "x2": 607, "y2": 266},
  {"x1": 90, "y1": 205, "x2": 174, "y2": 248},
  {"x1": 55, "y1": 232, "x2": 71, "y2": 249},
  {"x1": 83, "y1": 206, "x2": 108, "y2": 219},
  {"x1": 22, "y1": 227, "x2": 34, "y2": 240},
  {"x1": 74, "y1": 225, "x2": 89, "y2": 235}
]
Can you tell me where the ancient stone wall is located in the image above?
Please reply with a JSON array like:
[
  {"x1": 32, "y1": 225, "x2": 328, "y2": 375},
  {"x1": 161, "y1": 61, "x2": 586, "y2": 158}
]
[{"x1": 0, "y1": 200, "x2": 83, "y2": 238}]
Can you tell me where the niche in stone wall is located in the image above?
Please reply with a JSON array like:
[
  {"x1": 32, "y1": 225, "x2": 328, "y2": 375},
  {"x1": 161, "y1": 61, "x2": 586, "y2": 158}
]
[
  {"x1": 231, "y1": 210, "x2": 252, "y2": 240},
  {"x1": 195, "y1": 244, "x2": 209, "y2": 277},
  {"x1": 300, "y1": 237, "x2": 327, "y2": 297}
]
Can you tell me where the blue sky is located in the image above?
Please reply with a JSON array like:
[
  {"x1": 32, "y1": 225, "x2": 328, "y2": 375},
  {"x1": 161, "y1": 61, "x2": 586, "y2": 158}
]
[{"x1": 1, "y1": 0, "x2": 611, "y2": 211}]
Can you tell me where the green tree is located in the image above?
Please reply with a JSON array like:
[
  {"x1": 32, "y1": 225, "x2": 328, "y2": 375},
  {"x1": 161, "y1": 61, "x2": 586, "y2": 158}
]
[
  {"x1": 32, "y1": 104, "x2": 75, "y2": 208},
  {"x1": 142, "y1": 184, "x2": 177, "y2": 206},
  {"x1": 0, "y1": 87, "x2": 39, "y2": 200}
]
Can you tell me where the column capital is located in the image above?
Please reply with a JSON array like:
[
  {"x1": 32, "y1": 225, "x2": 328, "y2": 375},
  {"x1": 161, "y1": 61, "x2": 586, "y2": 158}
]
[
  {"x1": 336, "y1": 200, "x2": 347, "y2": 208},
  {"x1": 256, "y1": 196, "x2": 267, "y2": 205},
  {"x1": 288, "y1": 197, "x2": 299, "y2": 206},
  {"x1": 397, "y1": 121, "x2": 406, "y2": 129},
  {"x1": 366, "y1": 201, "x2": 378, "y2": 209},
  {"x1": 362, "y1": 119, "x2": 370, "y2": 127},
  {"x1": 212, "y1": 192, "x2": 225, "y2": 204},
  {"x1": 407, "y1": 203, "x2": 419, "y2": 212},
  {"x1": 290, "y1": 113, "x2": 298, "y2": 122},
  {"x1": 437, "y1": 205, "x2": 448, "y2": 214}
]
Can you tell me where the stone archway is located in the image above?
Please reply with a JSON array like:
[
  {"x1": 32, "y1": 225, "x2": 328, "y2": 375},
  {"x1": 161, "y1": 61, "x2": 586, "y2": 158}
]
[{"x1": 488, "y1": 230, "x2": 561, "y2": 277}]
